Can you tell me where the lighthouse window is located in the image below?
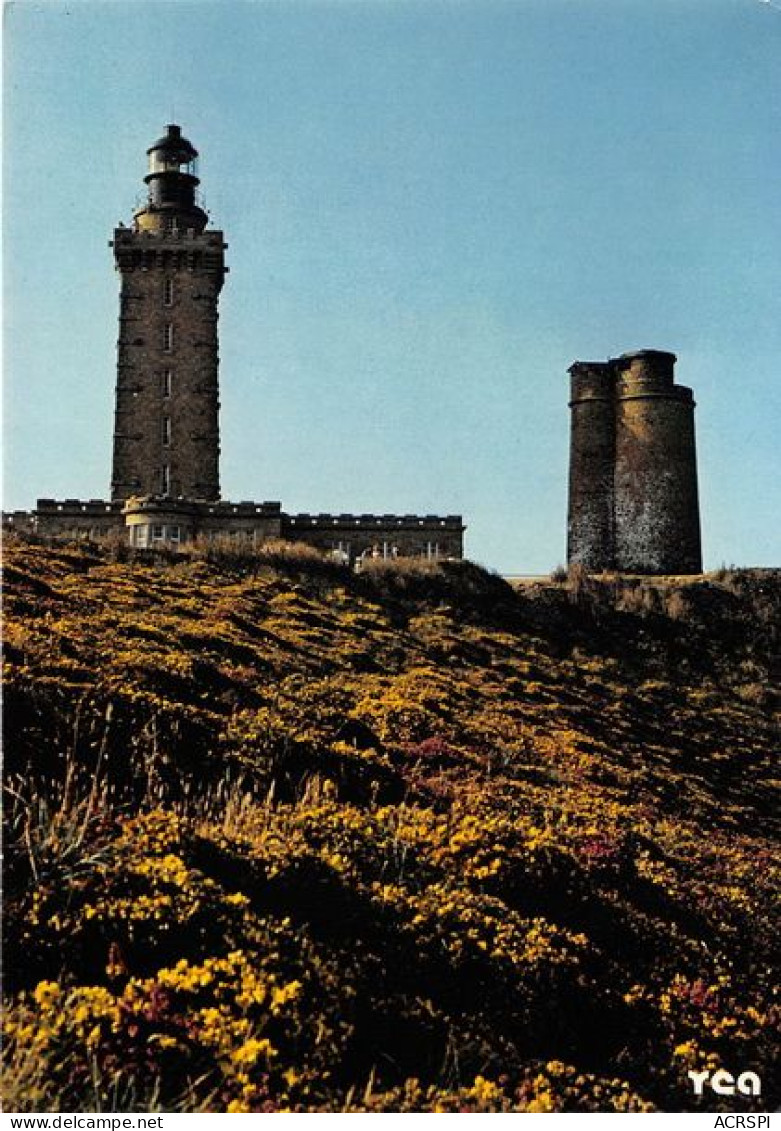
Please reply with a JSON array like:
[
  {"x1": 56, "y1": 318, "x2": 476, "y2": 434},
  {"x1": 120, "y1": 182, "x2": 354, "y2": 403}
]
[
  {"x1": 162, "y1": 417, "x2": 171, "y2": 446},
  {"x1": 163, "y1": 324, "x2": 174, "y2": 351},
  {"x1": 162, "y1": 369, "x2": 172, "y2": 397},
  {"x1": 161, "y1": 465, "x2": 170, "y2": 494},
  {"x1": 163, "y1": 279, "x2": 174, "y2": 306}
]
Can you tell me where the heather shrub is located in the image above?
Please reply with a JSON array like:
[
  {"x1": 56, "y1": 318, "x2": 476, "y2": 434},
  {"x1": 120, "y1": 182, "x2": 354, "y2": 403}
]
[{"x1": 2, "y1": 543, "x2": 778, "y2": 1112}]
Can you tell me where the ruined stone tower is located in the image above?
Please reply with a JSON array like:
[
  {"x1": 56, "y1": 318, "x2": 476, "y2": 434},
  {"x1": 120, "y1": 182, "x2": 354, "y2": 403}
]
[
  {"x1": 110, "y1": 125, "x2": 226, "y2": 501},
  {"x1": 568, "y1": 349, "x2": 701, "y2": 574}
]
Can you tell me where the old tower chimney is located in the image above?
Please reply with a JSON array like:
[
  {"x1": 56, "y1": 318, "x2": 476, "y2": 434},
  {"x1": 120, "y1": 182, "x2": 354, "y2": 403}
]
[
  {"x1": 110, "y1": 125, "x2": 226, "y2": 502},
  {"x1": 567, "y1": 349, "x2": 702, "y2": 574}
]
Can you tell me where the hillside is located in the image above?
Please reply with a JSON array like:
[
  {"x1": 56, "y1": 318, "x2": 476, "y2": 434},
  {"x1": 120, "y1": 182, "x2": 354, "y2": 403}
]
[{"x1": 2, "y1": 538, "x2": 779, "y2": 1113}]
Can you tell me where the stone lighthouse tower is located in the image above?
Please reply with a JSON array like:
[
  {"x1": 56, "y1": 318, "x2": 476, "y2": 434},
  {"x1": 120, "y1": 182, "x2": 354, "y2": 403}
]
[
  {"x1": 23, "y1": 124, "x2": 464, "y2": 556},
  {"x1": 567, "y1": 349, "x2": 702, "y2": 574},
  {"x1": 110, "y1": 124, "x2": 227, "y2": 502}
]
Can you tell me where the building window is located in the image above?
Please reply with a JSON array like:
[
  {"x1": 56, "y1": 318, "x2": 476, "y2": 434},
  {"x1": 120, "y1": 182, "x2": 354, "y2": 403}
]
[
  {"x1": 167, "y1": 525, "x2": 181, "y2": 543},
  {"x1": 162, "y1": 416, "x2": 171, "y2": 446},
  {"x1": 163, "y1": 279, "x2": 174, "y2": 306},
  {"x1": 151, "y1": 524, "x2": 165, "y2": 541},
  {"x1": 162, "y1": 369, "x2": 172, "y2": 398},
  {"x1": 163, "y1": 324, "x2": 173, "y2": 352},
  {"x1": 161, "y1": 465, "x2": 170, "y2": 494}
]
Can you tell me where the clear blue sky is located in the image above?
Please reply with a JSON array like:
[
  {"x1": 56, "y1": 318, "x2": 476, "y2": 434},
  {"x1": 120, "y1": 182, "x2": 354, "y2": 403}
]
[{"x1": 3, "y1": 0, "x2": 780, "y2": 572}]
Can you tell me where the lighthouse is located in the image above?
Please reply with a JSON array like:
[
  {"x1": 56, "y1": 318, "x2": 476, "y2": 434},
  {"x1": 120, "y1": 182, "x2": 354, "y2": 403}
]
[{"x1": 110, "y1": 124, "x2": 227, "y2": 502}]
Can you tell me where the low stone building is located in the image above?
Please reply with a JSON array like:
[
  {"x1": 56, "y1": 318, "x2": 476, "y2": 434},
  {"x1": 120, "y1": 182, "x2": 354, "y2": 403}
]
[
  {"x1": 19, "y1": 500, "x2": 124, "y2": 540},
  {"x1": 123, "y1": 498, "x2": 463, "y2": 562},
  {"x1": 280, "y1": 511, "x2": 464, "y2": 562}
]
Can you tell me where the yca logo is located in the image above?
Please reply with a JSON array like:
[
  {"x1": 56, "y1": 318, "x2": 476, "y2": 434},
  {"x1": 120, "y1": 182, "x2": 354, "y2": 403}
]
[{"x1": 688, "y1": 1069, "x2": 761, "y2": 1097}]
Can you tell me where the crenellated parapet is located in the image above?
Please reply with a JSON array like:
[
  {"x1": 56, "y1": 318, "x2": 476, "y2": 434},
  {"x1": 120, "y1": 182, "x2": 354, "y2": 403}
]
[
  {"x1": 2, "y1": 510, "x2": 36, "y2": 532},
  {"x1": 284, "y1": 513, "x2": 463, "y2": 528},
  {"x1": 29, "y1": 495, "x2": 464, "y2": 562},
  {"x1": 31, "y1": 498, "x2": 124, "y2": 539},
  {"x1": 111, "y1": 228, "x2": 228, "y2": 279}
]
